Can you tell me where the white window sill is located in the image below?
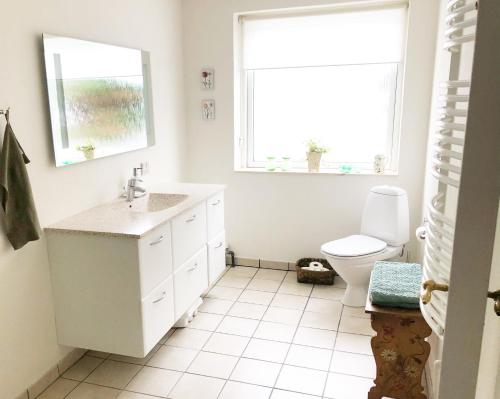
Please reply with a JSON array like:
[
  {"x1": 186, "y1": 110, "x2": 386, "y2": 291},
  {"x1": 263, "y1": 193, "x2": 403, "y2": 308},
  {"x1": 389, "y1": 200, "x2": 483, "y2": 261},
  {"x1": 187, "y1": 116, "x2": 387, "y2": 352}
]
[{"x1": 234, "y1": 168, "x2": 399, "y2": 176}]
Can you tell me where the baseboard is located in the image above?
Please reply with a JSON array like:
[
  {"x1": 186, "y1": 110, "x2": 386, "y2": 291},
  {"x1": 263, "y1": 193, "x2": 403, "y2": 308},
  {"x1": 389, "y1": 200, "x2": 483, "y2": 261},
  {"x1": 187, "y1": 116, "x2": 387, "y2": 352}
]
[
  {"x1": 228, "y1": 256, "x2": 298, "y2": 271},
  {"x1": 15, "y1": 348, "x2": 86, "y2": 399}
]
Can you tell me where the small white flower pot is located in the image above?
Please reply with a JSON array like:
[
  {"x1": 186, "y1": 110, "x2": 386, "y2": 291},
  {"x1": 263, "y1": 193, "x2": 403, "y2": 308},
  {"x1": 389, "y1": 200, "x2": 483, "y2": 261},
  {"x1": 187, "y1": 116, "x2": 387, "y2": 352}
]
[{"x1": 307, "y1": 152, "x2": 322, "y2": 172}]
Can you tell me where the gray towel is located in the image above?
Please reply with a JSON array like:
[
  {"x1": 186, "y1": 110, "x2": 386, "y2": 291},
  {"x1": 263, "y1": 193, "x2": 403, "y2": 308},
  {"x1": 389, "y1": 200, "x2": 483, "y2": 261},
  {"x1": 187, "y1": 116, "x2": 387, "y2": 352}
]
[{"x1": 0, "y1": 119, "x2": 41, "y2": 250}]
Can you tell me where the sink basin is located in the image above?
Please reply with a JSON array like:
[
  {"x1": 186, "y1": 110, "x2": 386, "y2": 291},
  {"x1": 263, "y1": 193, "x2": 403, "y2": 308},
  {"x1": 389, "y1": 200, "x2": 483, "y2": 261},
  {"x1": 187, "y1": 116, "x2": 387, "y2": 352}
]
[{"x1": 122, "y1": 193, "x2": 188, "y2": 213}]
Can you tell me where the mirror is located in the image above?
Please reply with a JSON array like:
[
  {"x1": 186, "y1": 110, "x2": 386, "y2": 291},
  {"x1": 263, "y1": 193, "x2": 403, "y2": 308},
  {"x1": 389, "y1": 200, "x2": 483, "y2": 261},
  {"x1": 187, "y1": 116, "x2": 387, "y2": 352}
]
[{"x1": 42, "y1": 35, "x2": 155, "y2": 166}]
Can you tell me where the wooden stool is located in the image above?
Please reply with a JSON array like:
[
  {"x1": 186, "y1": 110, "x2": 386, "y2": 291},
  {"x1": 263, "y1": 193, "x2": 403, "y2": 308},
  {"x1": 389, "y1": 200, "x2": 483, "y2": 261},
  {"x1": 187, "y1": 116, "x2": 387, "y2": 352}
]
[{"x1": 365, "y1": 299, "x2": 432, "y2": 399}]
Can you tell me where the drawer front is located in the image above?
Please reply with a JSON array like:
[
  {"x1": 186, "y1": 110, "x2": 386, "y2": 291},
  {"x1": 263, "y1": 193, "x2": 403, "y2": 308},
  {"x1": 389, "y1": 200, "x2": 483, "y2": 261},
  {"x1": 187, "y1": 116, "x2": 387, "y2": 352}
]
[
  {"x1": 206, "y1": 192, "x2": 224, "y2": 239},
  {"x1": 141, "y1": 276, "x2": 175, "y2": 354},
  {"x1": 138, "y1": 223, "x2": 173, "y2": 297},
  {"x1": 208, "y1": 231, "x2": 226, "y2": 285},
  {"x1": 173, "y1": 246, "x2": 208, "y2": 319},
  {"x1": 172, "y1": 203, "x2": 207, "y2": 268}
]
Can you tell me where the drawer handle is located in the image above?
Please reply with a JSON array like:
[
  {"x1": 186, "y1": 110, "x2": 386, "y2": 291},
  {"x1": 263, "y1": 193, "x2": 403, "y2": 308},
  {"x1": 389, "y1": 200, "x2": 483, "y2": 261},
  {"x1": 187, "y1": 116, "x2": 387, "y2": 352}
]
[
  {"x1": 149, "y1": 234, "x2": 165, "y2": 246},
  {"x1": 210, "y1": 200, "x2": 221, "y2": 206},
  {"x1": 215, "y1": 242, "x2": 223, "y2": 249},
  {"x1": 188, "y1": 262, "x2": 199, "y2": 272},
  {"x1": 153, "y1": 291, "x2": 167, "y2": 304},
  {"x1": 186, "y1": 215, "x2": 197, "y2": 223}
]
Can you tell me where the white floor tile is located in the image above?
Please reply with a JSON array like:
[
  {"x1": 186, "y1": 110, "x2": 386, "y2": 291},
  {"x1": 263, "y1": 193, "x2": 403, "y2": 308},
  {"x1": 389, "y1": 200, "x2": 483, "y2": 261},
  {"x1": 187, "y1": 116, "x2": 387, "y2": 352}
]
[
  {"x1": 166, "y1": 328, "x2": 211, "y2": 350},
  {"x1": 169, "y1": 373, "x2": 225, "y2": 399},
  {"x1": 323, "y1": 372, "x2": 373, "y2": 399},
  {"x1": 117, "y1": 391, "x2": 155, "y2": 399},
  {"x1": 300, "y1": 311, "x2": 339, "y2": 331},
  {"x1": 254, "y1": 321, "x2": 297, "y2": 343},
  {"x1": 85, "y1": 360, "x2": 141, "y2": 389},
  {"x1": 206, "y1": 286, "x2": 243, "y2": 301},
  {"x1": 187, "y1": 312, "x2": 223, "y2": 331},
  {"x1": 62, "y1": 356, "x2": 104, "y2": 381},
  {"x1": 254, "y1": 269, "x2": 287, "y2": 281},
  {"x1": 230, "y1": 358, "x2": 281, "y2": 387},
  {"x1": 342, "y1": 306, "x2": 371, "y2": 319},
  {"x1": 271, "y1": 294, "x2": 308, "y2": 310},
  {"x1": 334, "y1": 333, "x2": 372, "y2": 355},
  {"x1": 219, "y1": 381, "x2": 272, "y2": 399},
  {"x1": 203, "y1": 332, "x2": 250, "y2": 356},
  {"x1": 238, "y1": 289, "x2": 275, "y2": 305},
  {"x1": 199, "y1": 298, "x2": 234, "y2": 315},
  {"x1": 243, "y1": 338, "x2": 290, "y2": 363},
  {"x1": 275, "y1": 365, "x2": 327, "y2": 397},
  {"x1": 305, "y1": 298, "x2": 342, "y2": 316},
  {"x1": 270, "y1": 389, "x2": 320, "y2": 399},
  {"x1": 310, "y1": 285, "x2": 345, "y2": 301},
  {"x1": 86, "y1": 350, "x2": 110, "y2": 359},
  {"x1": 147, "y1": 345, "x2": 198, "y2": 371},
  {"x1": 159, "y1": 329, "x2": 175, "y2": 344},
  {"x1": 247, "y1": 279, "x2": 282, "y2": 293},
  {"x1": 228, "y1": 302, "x2": 267, "y2": 320},
  {"x1": 334, "y1": 277, "x2": 347, "y2": 288},
  {"x1": 283, "y1": 271, "x2": 298, "y2": 283},
  {"x1": 38, "y1": 378, "x2": 79, "y2": 399},
  {"x1": 225, "y1": 266, "x2": 258, "y2": 278},
  {"x1": 278, "y1": 282, "x2": 313, "y2": 297},
  {"x1": 109, "y1": 345, "x2": 159, "y2": 366},
  {"x1": 330, "y1": 351, "x2": 376, "y2": 378},
  {"x1": 217, "y1": 315, "x2": 260, "y2": 337},
  {"x1": 285, "y1": 345, "x2": 332, "y2": 371},
  {"x1": 125, "y1": 367, "x2": 181, "y2": 397},
  {"x1": 217, "y1": 275, "x2": 252, "y2": 289},
  {"x1": 293, "y1": 327, "x2": 336, "y2": 349},
  {"x1": 187, "y1": 351, "x2": 239, "y2": 379},
  {"x1": 338, "y1": 314, "x2": 374, "y2": 336},
  {"x1": 66, "y1": 383, "x2": 120, "y2": 399},
  {"x1": 263, "y1": 307, "x2": 303, "y2": 325}
]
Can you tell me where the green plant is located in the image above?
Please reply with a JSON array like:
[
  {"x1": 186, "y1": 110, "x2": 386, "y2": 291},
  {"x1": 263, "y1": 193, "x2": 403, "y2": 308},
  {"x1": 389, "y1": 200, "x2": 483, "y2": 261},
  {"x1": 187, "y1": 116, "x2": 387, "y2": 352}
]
[
  {"x1": 305, "y1": 139, "x2": 329, "y2": 154},
  {"x1": 77, "y1": 143, "x2": 96, "y2": 152}
]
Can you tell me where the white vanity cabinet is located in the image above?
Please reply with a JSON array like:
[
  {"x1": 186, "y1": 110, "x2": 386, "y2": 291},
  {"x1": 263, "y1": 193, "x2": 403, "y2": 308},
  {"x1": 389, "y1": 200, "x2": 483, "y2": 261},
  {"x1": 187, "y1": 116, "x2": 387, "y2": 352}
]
[{"x1": 46, "y1": 185, "x2": 225, "y2": 358}]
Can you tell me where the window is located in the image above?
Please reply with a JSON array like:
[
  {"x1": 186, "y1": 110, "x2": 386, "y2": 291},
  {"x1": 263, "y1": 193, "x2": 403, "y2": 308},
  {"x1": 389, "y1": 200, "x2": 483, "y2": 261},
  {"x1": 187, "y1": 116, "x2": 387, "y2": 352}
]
[{"x1": 235, "y1": 2, "x2": 408, "y2": 173}]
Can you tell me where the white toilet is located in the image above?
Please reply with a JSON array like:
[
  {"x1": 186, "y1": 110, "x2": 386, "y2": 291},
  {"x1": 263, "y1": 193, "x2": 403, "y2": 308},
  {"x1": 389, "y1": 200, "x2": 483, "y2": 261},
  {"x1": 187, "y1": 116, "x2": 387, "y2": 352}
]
[{"x1": 321, "y1": 186, "x2": 409, "y2": 307}]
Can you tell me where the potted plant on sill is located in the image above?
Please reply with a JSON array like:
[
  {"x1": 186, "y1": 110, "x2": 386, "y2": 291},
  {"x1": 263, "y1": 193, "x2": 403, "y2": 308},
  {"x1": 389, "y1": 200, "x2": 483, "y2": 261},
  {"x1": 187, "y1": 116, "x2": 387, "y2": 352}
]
[{"x1": 305, "y1": 139, "x2": 329, "y2": 172}]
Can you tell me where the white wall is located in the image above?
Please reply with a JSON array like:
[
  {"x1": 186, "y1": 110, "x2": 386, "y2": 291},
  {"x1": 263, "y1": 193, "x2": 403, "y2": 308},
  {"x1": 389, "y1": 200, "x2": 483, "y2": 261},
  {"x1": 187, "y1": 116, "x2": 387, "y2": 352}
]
[
  {"x1": 0, "y1": 0, "x2": 185, "y2": 397},
  {"x1": 182, "y1": 0, "x2": 440, "y2": 262}
]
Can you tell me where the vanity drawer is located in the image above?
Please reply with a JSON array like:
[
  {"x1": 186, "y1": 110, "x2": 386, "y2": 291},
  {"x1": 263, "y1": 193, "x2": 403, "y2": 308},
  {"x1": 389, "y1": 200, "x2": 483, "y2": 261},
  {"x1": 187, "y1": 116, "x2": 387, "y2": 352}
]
[
  {"x1": 172, "y1": 203, "x2": 207, "y2": 268},
  {"x1": 141, "y1": 276, "x2": 175, "y2": 354},
  {"x1": 138, "y1": 222, "x2": 173, "y2": 296},
  {"x1": 173, "y1": 246, "x2": 208, "y2": 318},
  {"x1": 207, "y1": 230, "x2": 226, "y2": 285},
  {"x1": 206, "y1": 192, "x2": 224, "y2": 239}
]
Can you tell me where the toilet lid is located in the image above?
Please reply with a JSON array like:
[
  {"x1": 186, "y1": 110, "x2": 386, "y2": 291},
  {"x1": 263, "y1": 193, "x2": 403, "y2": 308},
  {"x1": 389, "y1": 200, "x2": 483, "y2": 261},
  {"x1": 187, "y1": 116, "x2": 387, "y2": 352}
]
[{"x1": 321, "y1": 235, "x2": 387, "y2": 257}]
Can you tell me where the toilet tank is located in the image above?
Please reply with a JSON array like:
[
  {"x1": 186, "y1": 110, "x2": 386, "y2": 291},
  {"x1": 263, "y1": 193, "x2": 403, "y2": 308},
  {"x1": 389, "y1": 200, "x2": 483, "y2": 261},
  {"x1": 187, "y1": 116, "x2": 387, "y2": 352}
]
[{"x1": 360, "y1": 186, "x2": 409, "y2": 246}]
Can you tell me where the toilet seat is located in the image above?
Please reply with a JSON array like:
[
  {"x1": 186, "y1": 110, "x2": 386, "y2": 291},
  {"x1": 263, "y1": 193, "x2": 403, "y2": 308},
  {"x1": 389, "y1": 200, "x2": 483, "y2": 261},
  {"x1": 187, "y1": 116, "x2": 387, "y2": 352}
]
[{"x1": 321, "y1": 235, "x2": 387, "y2": 258}]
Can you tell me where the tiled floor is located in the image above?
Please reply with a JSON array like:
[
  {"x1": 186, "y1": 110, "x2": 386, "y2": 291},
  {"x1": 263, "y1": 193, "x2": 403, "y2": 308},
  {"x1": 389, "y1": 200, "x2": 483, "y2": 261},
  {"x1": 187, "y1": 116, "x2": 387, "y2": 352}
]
[{"x1": 36, "y1": 266, "x2": 410, "y2": 399}]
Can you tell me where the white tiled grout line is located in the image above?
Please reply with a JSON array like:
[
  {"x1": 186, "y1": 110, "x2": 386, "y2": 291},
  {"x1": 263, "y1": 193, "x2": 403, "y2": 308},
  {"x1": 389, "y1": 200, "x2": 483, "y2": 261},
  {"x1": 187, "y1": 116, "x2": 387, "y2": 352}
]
[{"x1": 37, "y1": 266, "x2": 377, "y2": 399}]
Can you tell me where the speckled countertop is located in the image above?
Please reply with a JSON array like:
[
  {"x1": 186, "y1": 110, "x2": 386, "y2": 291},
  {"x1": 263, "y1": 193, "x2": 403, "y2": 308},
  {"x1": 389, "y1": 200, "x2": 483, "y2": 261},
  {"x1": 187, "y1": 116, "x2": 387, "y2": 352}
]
[{"x1": 45, "y1": 182, "x2": 225, "y2": 238}]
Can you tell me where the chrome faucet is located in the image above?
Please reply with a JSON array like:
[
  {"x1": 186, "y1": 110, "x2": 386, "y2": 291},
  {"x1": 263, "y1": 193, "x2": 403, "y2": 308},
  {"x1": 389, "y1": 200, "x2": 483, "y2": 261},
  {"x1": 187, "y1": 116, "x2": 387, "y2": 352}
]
[{"x1": 126, "y1": 167, "x2": 146, "y2": 202}]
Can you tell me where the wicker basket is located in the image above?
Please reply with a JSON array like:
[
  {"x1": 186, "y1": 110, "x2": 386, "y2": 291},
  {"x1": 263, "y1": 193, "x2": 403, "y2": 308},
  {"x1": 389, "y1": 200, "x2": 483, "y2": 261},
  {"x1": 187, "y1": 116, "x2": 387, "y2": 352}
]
[{"x1": 296, "y1": 258, "x2": 336, "y2": 285}]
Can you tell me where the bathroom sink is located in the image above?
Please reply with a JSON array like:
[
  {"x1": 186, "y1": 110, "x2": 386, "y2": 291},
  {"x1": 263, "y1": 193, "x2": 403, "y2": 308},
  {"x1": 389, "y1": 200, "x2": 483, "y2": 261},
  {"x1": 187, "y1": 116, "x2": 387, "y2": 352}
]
[{"x1": 121, "y1": 193, "x2": 188, "y2": 213}]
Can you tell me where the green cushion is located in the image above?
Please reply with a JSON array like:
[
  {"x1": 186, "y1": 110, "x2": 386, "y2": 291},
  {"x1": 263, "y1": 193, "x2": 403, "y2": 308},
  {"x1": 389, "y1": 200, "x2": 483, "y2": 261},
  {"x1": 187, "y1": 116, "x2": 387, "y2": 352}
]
[{"x1": 369, "y1": 261, "x2": 422, "y2": 309}]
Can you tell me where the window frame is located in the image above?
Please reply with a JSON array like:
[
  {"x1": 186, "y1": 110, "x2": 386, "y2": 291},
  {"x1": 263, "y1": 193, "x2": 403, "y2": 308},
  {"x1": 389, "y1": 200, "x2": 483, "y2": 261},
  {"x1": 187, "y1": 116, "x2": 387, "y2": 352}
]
[{"x1": 234, "y1": 1, "x2": 408, "y2": 174}]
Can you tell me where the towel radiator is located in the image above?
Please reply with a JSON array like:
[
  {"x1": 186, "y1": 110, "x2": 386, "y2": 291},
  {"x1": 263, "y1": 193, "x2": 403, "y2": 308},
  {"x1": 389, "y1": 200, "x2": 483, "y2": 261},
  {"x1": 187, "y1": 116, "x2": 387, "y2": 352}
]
[{"x1": 419, "y1": 0, "x2": 478, "y2": 337}]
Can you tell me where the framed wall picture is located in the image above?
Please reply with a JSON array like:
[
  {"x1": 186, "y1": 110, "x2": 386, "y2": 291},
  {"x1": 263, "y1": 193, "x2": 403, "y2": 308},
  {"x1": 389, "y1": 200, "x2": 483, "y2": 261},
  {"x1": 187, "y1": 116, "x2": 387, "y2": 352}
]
[
  {"x1": 201, "y1": 68, "x2": 214, "y2": 89},
  {"x1": 202, "y1": 99, "x2": 215, "y2": 120}
]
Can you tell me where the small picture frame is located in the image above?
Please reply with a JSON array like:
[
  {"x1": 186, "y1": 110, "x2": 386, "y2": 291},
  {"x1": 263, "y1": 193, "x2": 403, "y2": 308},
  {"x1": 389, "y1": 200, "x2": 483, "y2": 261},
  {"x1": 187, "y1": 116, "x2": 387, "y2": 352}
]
[
  {"x1": 201, "y1": 68, "x2": 214, "y2": 90},
  {"x1": 201, "y1": 99, "x2": 215, "y2": 120}
]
